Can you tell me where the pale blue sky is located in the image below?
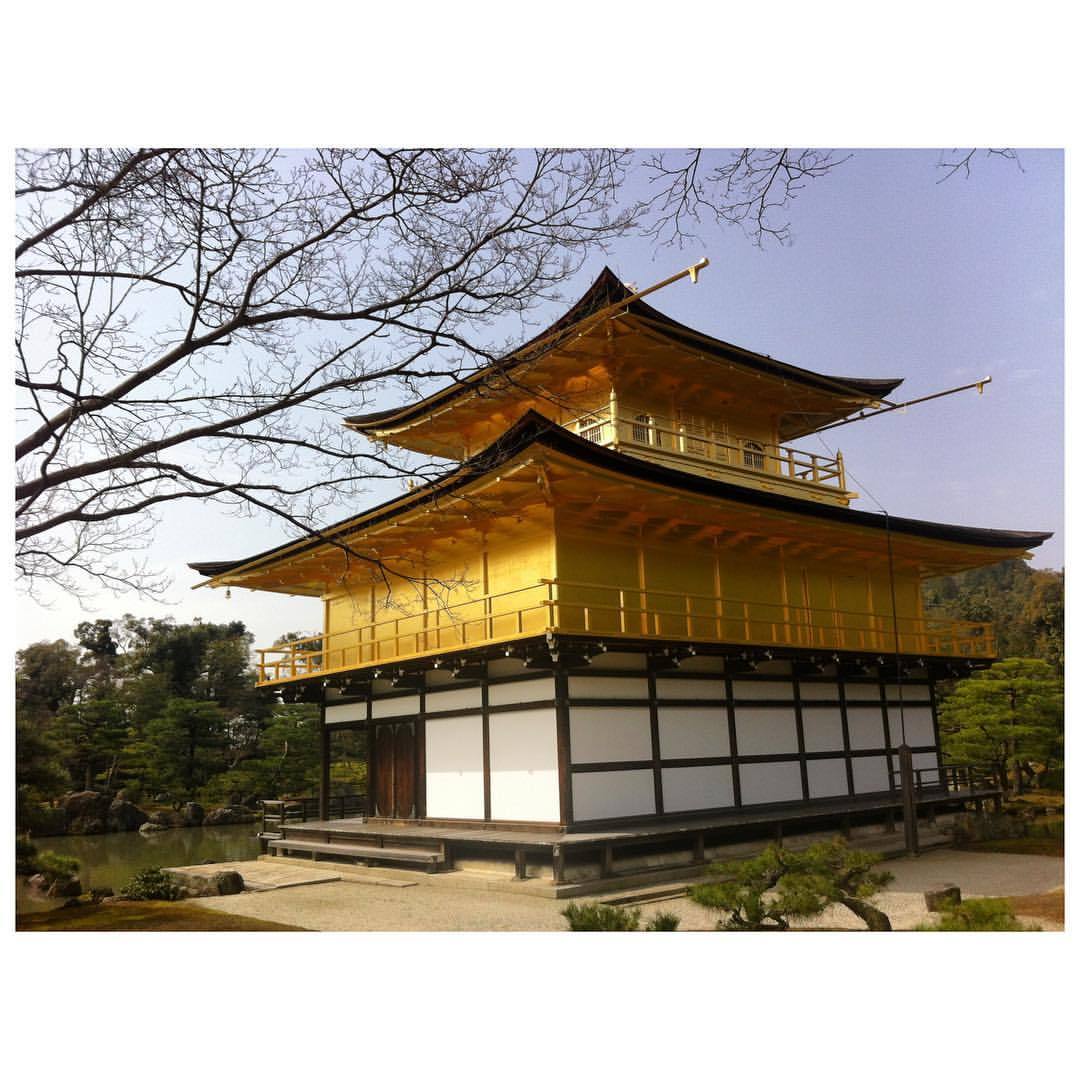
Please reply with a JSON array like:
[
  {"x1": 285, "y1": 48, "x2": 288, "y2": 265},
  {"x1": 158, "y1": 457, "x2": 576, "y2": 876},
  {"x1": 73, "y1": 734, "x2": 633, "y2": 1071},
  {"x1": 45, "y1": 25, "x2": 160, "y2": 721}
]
[{"x1": 15, "y1": 148, "x2": 1064, "y2": 651}]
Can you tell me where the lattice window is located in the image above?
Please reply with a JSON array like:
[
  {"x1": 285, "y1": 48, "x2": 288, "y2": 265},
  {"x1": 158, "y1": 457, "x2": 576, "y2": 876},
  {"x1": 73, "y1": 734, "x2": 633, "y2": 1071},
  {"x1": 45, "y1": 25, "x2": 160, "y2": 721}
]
[
  {"x1": 676, "y1": 409, "x2": 708, "y2": 457},
  {"x1": 632, "y1": 413, "x2": 660, "y2": 447},
  {"x1": 742, "y1": 439, "x2": 766, "y2": 470},
  {"x1": 577, "y1": 418, "x2": 605, "y2": 444}
]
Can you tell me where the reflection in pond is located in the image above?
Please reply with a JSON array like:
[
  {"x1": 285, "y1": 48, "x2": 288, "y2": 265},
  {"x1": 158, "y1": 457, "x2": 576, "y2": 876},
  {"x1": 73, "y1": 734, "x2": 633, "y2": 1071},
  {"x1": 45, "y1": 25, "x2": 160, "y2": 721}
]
[{"x1": 18, "y1": 823, "x2": 262, "y2": 912}]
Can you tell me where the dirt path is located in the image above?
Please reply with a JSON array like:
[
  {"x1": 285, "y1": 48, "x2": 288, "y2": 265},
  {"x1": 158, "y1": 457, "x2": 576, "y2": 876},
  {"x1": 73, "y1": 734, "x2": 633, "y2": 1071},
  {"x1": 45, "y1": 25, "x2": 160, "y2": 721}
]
[{"x1": 189, "y1": 849, "x2": 1064, "y2": 931}]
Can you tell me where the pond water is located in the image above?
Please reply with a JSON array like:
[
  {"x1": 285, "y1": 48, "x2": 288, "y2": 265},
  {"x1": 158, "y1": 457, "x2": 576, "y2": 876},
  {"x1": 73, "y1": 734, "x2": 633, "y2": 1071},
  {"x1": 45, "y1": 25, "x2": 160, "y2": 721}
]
[{"x1": 18, "y1": 823, "x2": 263, "y2": 913}]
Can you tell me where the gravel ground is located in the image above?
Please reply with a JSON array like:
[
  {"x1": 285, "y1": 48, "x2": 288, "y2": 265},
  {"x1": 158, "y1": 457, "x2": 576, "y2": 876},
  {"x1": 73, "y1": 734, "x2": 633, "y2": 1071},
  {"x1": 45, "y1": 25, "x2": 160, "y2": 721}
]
[{"x1": 190, "y1": 849, "x2": 1064, "y2": 931}]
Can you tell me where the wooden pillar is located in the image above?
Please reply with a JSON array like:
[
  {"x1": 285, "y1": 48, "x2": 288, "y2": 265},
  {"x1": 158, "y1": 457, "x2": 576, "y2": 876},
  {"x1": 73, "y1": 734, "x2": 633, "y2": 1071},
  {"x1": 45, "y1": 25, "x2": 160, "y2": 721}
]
[
  {"x1": 554, "y1": 668, "x2": 573, "y2": 826},
  {"x1": 693, "y1": 832, "x2": 706, "y2": 864},
  {"x1": 552, "y1": 844, "x2": 566, "y2": 885},
  {"x1": 600, "y1": 844, "x2": 615, "y2": 878},
  {"x1": 318, "y1": 708, "x2": 330, "y2": 821},
  {"x1": 898, "y1": 744, "x2": 919, "y2": 856}
]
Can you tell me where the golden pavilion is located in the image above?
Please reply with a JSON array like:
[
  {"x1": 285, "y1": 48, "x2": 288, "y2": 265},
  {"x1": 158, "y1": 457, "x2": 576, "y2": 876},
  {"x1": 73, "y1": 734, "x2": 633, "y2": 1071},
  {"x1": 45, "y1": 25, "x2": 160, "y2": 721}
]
[{"x1": 190, "y1": 265, "x2": 1050, "y2": 884}]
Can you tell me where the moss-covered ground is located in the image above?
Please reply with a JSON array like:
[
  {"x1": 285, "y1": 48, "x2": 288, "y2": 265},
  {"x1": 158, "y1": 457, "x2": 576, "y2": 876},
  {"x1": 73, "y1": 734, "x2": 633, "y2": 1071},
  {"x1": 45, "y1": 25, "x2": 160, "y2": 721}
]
[{"x1": 16, "y1": 900, "x2": 308, "y2": 931}]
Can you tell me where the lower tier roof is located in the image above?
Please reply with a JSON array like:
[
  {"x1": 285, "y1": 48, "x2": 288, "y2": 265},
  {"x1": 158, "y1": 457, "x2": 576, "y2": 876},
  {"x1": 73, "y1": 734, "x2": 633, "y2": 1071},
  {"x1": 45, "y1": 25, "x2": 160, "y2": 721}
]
[{"x1": 190, "y1": 411, "x2": 1051, "y2": 589}]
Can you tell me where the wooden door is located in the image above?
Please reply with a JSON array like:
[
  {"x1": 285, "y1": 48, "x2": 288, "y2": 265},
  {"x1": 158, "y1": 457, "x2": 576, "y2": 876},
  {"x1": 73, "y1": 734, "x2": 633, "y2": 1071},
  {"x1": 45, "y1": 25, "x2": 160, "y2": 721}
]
[
  {"x1": 393, "y1": 723, "x2": 416, "y2": 818},
  {"x1": 374, "y1": 725, "x2": 396, "y2": 818},
  {"x1": 372, "y1": 722, "x2": 417, "y2": 819}
]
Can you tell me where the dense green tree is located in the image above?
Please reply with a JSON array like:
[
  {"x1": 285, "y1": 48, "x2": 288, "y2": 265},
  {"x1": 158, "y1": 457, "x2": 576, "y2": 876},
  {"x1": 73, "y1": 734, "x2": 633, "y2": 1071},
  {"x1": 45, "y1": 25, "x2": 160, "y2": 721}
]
[
  {"x1": 938, "y1": 657, "x2": 1063, "y2": 794},
  {"x1": 51, "y1": 699, "x2": 130, "y2": 791},
  {"x1": 15, "y1": 718, "x2": 70, "y2": 827},
  {"x1": 74, "y1": 618, "x2": 121, "y2": 697},
  {"x1": 15, "y1": 640, "x2": 87, "y2": 725},
  {"x1": 198, "y1": 704, "x2": 321, "y2": 804},
  {"x1": 137, "y1": 698, "x2": 229, "y2": 802}
]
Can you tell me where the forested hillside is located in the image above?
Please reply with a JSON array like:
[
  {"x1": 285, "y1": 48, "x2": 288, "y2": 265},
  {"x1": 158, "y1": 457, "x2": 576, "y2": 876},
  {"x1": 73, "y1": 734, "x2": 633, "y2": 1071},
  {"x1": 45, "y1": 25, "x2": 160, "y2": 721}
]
[{"x1": 922, "y1": 559, "x2": 1064, "y2": 672}]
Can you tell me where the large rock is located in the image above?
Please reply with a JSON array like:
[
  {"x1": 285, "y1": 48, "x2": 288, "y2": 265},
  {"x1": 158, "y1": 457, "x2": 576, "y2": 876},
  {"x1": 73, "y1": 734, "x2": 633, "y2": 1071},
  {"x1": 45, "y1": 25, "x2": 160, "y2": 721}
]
[
  {"x1": 108, "y1": 795, "x2": 149, "y2": 832},
  {"x1": 149, "y1": 809, "x2": 184, "y2": 828},
  {"x1": 27, "y1": 871, "x2": 83, "y2": 898},
  {"x1": 61, "y1": 790, "x2": 111, "y2": 834},
  {"x1": 204, "y1": 806, "x2": 257, "y2": 827},
  {"x1": 139, "y1": 821, "x2": 170, "y2": 835},
  {"x1": 164, "y1": 868, "x2": 245, "y2": 898},
  {"x1": 181, "y1": 802, "x2": 205, "y2": 826},
  {"x1": 924, "y1": 884, "x2": 962, "y2": 913}
]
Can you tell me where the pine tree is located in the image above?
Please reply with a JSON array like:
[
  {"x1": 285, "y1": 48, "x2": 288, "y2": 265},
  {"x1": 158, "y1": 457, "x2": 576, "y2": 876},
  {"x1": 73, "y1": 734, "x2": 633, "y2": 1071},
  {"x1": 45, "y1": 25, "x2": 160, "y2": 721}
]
[{"x1": 938, "y1": 658, "x2": 1063, "y2": 794}]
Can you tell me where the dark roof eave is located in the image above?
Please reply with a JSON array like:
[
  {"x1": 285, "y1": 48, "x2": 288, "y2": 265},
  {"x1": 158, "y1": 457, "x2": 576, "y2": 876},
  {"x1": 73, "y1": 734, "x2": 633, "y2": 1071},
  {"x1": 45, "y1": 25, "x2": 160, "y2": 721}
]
[
  {"x1": 189, "y1": 411, "x2": 1051, "y2": 583},
  {"x1": 343, "y1": 267, "x2": 903, "y2": 433}
]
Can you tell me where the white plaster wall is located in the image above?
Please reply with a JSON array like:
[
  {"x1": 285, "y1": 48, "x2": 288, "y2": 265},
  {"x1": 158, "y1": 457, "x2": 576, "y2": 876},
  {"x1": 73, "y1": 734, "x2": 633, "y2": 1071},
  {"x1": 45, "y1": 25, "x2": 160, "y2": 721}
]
[
  {"x1": 887, "y1": 706, "x2": 935, "y2": 747},
  {"x1": 488, "y1": 707, "x2": 559, "y2": 822},
  {"x1": 371, "y1": 694, "x2": 420, "y2": 719},
  {"x1": 844, "y1": 682, "x2": 882, "y2": 701},
  {"x1": 851, "y1": 755, "x2": 890, "y2": 794},
  {"x1": 325, "y1": 701, "x2": 366, "y2": 725},
  {"x1": 587, "y1": 651, "x2": 648, "y2": 671},
  {"x1": 732, "y1": 680, "x2": 793, "y2": 700},
  {"x1": 572, "y1": 769, "x2": 655, "y2": 821},
  {"x1": 569, "y1": 675, "x2": 649, "y2": 699},
  {"x1": 424, "y1": 669, "x2": 457, "y2": 688},
  {"x1": 658, "y1": 707, "x2": 729, "y2": 759},
  {"x1": 847, "y1": 707, "x2": 886, "y2": 750},
  {"x1": 662, "y1": 765, "x2": 735, "y2": 812},
  {"x1": 425, "y1": 713, "x2": 484, "y2": 819},
  {"x1": 569, "y1": 706, "x2": 652, "y2": 763},
  {"x1": 739, "y1": 761, "x2": 803, "y2": 804},
  {"x1": 488, "y1": 676, "x2": 554, "y2": 707},
  {"x1": 806, "y1": 757, "x2": 849, "y2": 798},
  {"x1": 654, "y1": 676, "x2": 726, "y2": 700},
  {"x1": 487, "y1": 657, "x2": 532, "y2": 679},
  {"x1": 798, "y1": 682, "x2": 840, "y2": 701},
  {"x1": 735, "y1": 707, "x2": 798, "y2": 756},
  {"x1": 674, "y1": 656, "x2": 727, "y2": 674},
  {"x1": 424, "y1": 685, "x2": 482, "y2": 713},
  {"x1": 885, "y1": 683, "x2": 931, "y2": 701},
  {"x1": 801, "y1": 708, "x2": 845, "y2": 752}
]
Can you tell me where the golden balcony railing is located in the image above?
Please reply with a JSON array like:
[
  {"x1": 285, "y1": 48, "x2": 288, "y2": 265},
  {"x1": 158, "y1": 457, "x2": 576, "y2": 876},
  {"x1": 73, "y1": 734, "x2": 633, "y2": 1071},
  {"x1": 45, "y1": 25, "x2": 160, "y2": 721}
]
[
  {"x1": 255, "y1": 579, "x2": 995, "y2": 685},
  {"x1": 571, "y1": 405, "x2": 848, "y2": 495}
]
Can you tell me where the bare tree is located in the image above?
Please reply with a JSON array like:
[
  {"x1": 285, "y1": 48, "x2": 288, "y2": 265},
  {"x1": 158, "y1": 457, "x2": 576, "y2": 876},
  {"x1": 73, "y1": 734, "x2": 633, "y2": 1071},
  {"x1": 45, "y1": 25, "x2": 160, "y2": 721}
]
[
  {"x1": 14, "y1": 147, "x2": 1026, "y2": 602},
  {"x1": 641, "y1": 148, "x2": 850, "y2": 248},
  {"x1": 640, "y1": 147, "x2": 1022, "y2": 248},
  {"x1": 15, "y1": 148, "x2": 635, "y2": 599}
]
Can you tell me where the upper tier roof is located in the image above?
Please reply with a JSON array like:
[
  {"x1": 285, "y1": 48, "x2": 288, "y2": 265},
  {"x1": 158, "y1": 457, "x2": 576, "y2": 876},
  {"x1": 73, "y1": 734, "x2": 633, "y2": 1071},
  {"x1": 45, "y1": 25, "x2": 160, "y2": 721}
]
[{"x1": 344, "y1": 267, "x2": 904, "y2": 446}]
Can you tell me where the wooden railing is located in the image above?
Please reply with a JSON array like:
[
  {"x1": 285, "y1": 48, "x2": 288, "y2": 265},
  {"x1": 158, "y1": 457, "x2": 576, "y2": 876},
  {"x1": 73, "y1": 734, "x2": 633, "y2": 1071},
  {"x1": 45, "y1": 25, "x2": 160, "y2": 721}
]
[
  {"x1": 889, "y1": 763, "x2": 997, "y2": 795},
  {"x1": 256, "y1": 581, "x2": 553, "y2": 684},
  {"x1": 545, "y1": 579, "x2": 996, "y2": 658},
  {"x1": 260, "y1": 794, "x2": 367, "y2": 832},
  {"x1": 255, "y1": 578, "x2": 995, "y2": 685},
  {"x1": 572, "y1": 406, "x2": 847, "y2": 493}
]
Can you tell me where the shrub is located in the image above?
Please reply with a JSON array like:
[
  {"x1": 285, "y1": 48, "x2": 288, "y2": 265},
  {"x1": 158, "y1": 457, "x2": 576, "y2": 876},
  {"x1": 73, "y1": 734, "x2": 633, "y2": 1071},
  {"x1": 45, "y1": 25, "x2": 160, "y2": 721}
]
[
  {"x1": 689, "y1": 838, "x2": 893, "y2": 931},
  {"x1": 562, "y1": 902, "x2": 641, "y2": 931},
  {"x1": 16, "y1": 838, "x2": 39, "y2": 877},
  {"x1": 34, "y1": 850, "x2": 80, "y2": 886},
  {"x1": 645, "y1": 911, "x2": 681, "y2": 931},
  {"x1": 917, "y1": 897, "x2": 1038, "y2": 932},
  {"x1": 1041, "y1": 768, "x2": 1064, "y2": 791},
  {"x1": 118, "y1": 866, "x2": 181, "y2": 901}
]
